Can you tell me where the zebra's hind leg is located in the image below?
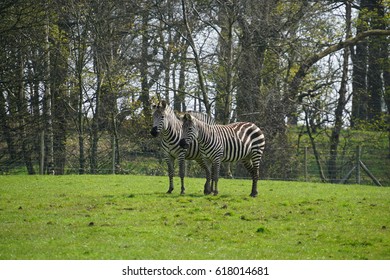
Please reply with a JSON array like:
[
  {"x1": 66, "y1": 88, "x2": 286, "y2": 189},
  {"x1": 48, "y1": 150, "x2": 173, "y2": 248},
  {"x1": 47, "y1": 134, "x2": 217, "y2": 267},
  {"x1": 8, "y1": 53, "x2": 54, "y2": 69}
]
[
  {"x1": 243, "y1": 159, "x2": 259, "y2": 197},
  {"x1": 212, "y1": 160, "x2": 221, "y2": 196},
  {"x1": 250, "y1": 181, "x2": 258, "y2": 197},
  {"x1": 204, "y1": 161, "x2": 213, "y2": 195},
  {"x1": 212, "y1": 180, "x2": 218, "y2": 196}
]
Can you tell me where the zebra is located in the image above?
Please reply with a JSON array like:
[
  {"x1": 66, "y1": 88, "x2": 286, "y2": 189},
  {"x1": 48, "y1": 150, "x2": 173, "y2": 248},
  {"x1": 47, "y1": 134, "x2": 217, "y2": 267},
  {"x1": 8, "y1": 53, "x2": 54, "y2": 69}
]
[
  {"x1": 150, "y1": 100, "x2": 215, "y2": 195},
  {"x1": 179, "y1": 113, "x2": 265, "y2": 197}
]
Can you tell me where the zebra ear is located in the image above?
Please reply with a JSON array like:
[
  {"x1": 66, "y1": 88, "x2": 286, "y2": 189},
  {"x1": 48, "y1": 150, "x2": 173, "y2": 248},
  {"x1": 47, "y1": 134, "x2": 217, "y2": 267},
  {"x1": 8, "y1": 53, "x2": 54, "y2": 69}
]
[
  {"x1": 183, "y1": 113, "x2": 192, "y2": 121},
  {"x1": 161, "y1": 100, "x2": 167, "y2": 109},
  {"x1": 175, "y1": 111, "x2": 183, "y2": 119},
  {"x1": 150, "y1": 97, "x2": 159, "y2": 110}
]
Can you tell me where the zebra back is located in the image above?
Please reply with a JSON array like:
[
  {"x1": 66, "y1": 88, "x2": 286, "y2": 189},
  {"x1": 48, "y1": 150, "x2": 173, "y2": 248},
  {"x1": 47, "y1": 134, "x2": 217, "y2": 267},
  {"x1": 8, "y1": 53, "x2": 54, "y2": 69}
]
[{"x1": 181, "y1": 113, "x2": 265, "y2": 162}]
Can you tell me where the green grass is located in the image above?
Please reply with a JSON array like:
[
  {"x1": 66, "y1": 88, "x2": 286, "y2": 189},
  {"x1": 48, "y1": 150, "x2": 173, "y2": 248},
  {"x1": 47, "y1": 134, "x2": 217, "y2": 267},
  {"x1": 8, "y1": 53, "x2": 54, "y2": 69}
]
[{"x1": 0, "y1": 175, "x2": 389, "y2": 260}]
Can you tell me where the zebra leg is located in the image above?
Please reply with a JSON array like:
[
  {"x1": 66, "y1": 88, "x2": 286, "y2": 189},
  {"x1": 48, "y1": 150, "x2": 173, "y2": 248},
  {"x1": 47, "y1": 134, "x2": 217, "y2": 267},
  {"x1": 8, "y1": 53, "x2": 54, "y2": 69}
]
[
  {"x1": 178, "y1": 153, "x2": 186, "y2": 195},
  {"x1": 212, "y1": 159, "x2": 221, "y2": 196},
  {"x1": 210, "y1": 166, "x2": 214, "y2": 194},
  {"x1": 195, "y1": 159, "x2": 212, "y2": 195},
  {"x1": 165, "y1": 155, "x2": 175, "y2": 194},
  {"x1": 243, "y1": 159, "x2": 259, "y2": 197},
  {"x1": 204, "y1": 166, "x2": 212, "y2": 195}
]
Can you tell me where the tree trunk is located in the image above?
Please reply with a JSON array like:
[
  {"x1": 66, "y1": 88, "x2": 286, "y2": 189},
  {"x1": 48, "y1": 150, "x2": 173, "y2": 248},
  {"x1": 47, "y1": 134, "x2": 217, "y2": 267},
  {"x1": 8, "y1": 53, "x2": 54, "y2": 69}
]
[
  {"x1": 384, "y1": 53, "x2": 390, "y2": 158},
  {"x1": 140, "y1": 9, "x2": 151, "y2": 118},
  {"x1": 44, "y1": 13, "x2": 54, "y2": 174},
  {"x1": 52, "y1": 38, "x2": 69, "y2": 175},
  {"x1": 175, "y1": 39, "x2": 188, "y2": 112},
  {"x1": 351, "y1": 0, "x2": 369, "y2": 126},
  {"x1": 367, "y1": 0, "x2": 386, "y2": 121},
  {"x1": 328, "y1": 1, "x2": 351, "y2": 183},
  {"x1": 181, "y1": 0, "x2": 211, "y2": 114},
  {"x1": 236, "y1": 21, "x2": 265, "y2": 124},
  {"x1": 90, "y1": 61, "x2": 102, "y2": 174},
  {"x1": 215, "y1": 2, "x2": 234, "y2": 125},
  {"x1": 77, "y1": 65, "x2": 85, "y2": 174},
  {"x1": 0, "y1": 91, "x2": 16, "y2": 166},
  {"x1": 17, "y1": 44, "x2": 35, "y2": 174},
  {"x1": 304, "y1": 107, "x2": 326, "y2": 182}
]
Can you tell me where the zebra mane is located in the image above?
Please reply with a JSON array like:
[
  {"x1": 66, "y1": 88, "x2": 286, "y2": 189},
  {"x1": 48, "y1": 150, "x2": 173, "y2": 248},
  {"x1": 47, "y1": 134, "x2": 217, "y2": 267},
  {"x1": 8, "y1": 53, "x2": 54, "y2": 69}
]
[
  {"x1": 181, "y1": 113, "x2": 206, "y2": 136},
  {"x1": 152, "y1": 101, "x2": 177, "y2": 121},
  {"x1": 163, "y1": 104, "x2": 182, "y2": 128},
  {"x1": 186, "y1": 111, "x2": 215, "y2": 125},
  {"x1": 152, "y1": 100, "x2": 215, "y2": 126}
]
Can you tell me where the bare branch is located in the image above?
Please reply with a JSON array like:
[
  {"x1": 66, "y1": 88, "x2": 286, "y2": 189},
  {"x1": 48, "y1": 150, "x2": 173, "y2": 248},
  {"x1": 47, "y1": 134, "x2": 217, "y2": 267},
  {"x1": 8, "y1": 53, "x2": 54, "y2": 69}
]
[
  {"x1": 289, "y1": 29, "x2": 390, "y2": 100},
  {"x1": 181, "y1": 0, "x2": 211, "y2": 114}
]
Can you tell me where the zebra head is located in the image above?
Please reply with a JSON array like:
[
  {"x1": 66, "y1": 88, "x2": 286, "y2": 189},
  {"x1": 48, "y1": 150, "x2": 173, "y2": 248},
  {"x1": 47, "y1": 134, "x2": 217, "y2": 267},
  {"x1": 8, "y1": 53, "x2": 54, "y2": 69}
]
[
  {"x1": 179, "y1": 113, "x2": 197, "y2": 149},
  {"x1": 150, "y1": 100, "x2": 169, "y2": 137}
]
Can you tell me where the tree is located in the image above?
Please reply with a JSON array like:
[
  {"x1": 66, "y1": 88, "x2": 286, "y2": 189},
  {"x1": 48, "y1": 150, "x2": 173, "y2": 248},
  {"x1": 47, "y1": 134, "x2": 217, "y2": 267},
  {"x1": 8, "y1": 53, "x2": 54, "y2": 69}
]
[
  {"x1": 1, "y1": 0, "x2": 389, "y2": 177},
  {"x1": 214, "y1": 0, "x2": 237, "y2": 125},
  {"x1": 181, "y1": 0, "x2": 211, "y2": 114},
  {"x1": 63, "y1": 0, "x2": 92, "y2": 174},
  {"x1": 351, "y1": 0, "x2": 389, "y2": 125},
  {"x1": 0, "y1": 0, "x2": 45, "y2": 174},
  {"x1": 328, "y1": 0, "x2": 352, "y2": 182}
]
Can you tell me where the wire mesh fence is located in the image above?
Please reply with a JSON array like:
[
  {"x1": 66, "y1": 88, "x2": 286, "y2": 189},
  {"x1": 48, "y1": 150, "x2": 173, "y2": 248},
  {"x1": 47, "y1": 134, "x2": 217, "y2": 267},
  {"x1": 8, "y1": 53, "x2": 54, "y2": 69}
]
[{"x1": 1, "y1": 141, "x2": 389, "y2": 186}]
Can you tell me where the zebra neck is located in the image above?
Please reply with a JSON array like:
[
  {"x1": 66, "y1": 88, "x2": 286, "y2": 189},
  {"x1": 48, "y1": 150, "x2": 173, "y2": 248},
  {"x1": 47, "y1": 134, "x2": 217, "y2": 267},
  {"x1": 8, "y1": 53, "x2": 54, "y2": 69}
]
[
  {"x1": 196, "y1": 120, "x2": 214, "y2": 145},
  {"x1": 162, "y1": 115, "x2": 181, "y2": 138}
]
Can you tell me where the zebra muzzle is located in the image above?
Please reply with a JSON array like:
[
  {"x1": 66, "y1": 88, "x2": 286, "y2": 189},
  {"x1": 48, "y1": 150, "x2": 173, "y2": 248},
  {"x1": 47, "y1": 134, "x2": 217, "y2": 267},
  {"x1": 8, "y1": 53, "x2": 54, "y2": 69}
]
[{"x1": 179, "y1": 138, "x2": 189, "y2": 149}]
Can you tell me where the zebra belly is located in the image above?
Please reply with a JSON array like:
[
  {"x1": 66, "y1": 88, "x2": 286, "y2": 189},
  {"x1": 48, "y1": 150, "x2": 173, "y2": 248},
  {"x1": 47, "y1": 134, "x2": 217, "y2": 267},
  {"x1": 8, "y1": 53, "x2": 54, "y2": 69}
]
[{"x1": 162, "y1": 143, "x2": 201, "y2": 160}]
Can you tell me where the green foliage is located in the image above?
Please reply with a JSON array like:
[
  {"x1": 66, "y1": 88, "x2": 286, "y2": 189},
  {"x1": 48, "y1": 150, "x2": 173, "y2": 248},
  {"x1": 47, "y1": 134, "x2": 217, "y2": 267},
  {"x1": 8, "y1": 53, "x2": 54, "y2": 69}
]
[
  {"x1": 0, "y1": 175, "x2": 389, "y2": 260},
  {"x1": 294, "y1": 125, "x2": 388, "y2": 149},
  {"x1": 351, "y1": 114, "x2": 389, "y2": 132}
]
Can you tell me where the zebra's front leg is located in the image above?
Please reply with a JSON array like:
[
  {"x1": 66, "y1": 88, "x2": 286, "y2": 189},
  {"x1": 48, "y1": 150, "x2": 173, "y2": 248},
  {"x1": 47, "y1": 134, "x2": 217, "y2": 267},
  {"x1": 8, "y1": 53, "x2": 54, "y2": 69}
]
[
  {"x1": 166, "y1": 156, "x2": 175, "y2": 194},
  {"x1": 209, "y1": 159, "x2": 215, "y2": 194},
  {"x1": 178, "y1": 153, "x2": 186, "y2": 195},
  {"x1": 202, "y1": 166, "x2": 212, "y2": 195},
  {"x1": 195, "y1": 158, "x2": 212, "y2": 195},
  {"x1": 212, "y1": 159, "x2": 221, "y2": 196}
]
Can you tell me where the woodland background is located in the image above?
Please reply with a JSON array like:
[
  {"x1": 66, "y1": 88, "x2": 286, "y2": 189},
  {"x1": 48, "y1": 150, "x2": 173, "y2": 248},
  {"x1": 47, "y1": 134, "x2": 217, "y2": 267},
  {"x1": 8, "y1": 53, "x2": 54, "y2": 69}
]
[{"x1": 0, "y1": 0, "x2": 389, "y2": 184}]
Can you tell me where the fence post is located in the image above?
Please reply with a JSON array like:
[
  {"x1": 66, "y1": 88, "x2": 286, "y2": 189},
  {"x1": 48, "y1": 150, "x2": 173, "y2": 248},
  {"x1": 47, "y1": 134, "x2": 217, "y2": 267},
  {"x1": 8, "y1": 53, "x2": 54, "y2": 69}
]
[
  {"x1": 359, "y1": 160, "x2": 382, "y2": 186},
  {"x1": 356, "y1": 145, "x2": 361, "y2": 184},
  {"x1": 304, "y1": 146, "x2": 308, "y2": 181}
]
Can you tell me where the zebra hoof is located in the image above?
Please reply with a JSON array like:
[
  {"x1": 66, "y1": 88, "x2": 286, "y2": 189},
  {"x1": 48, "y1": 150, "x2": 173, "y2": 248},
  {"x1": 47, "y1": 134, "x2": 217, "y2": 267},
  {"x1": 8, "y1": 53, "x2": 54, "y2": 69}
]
[
  {"x1": 166, "y1": 189, "x2": 173, "y2": 194},
  {"x1": 250, "y1": 192, "x2": 258, "y2": 197}
]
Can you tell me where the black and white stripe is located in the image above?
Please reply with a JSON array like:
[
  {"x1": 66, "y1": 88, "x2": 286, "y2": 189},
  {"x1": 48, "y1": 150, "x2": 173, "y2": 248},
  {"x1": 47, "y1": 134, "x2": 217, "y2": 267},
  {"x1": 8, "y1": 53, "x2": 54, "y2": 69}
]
[
  {"x1": 179, "y1": 113, "x2": 265, "y2": 197},
  {"x1": 151, "y1": 101, "x2": 215, "y2": 194}
]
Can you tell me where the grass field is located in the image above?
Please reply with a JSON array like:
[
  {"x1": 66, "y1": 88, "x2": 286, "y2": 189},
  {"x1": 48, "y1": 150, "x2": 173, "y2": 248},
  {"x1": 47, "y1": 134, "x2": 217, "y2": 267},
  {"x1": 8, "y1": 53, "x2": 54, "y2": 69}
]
[{"x1": 0, "y1": 175, "x2": 389, "y2": 260}]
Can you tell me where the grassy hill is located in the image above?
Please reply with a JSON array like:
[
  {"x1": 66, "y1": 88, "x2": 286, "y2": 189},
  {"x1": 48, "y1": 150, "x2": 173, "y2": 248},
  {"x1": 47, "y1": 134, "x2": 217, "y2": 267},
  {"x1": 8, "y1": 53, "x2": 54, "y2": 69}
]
[{"x1": 0, "y1": 175, "x2": 389, "y2": 260}]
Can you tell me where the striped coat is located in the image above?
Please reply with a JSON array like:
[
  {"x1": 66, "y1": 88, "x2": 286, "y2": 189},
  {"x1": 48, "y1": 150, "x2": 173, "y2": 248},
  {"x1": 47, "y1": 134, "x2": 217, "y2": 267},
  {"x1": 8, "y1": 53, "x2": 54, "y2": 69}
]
[
  {"x1": 179, "y1": 113, "x2": 265, "y2": 197},
  {"x1": 151, "y1": 101, "x2": 215, "y2": 194}
]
